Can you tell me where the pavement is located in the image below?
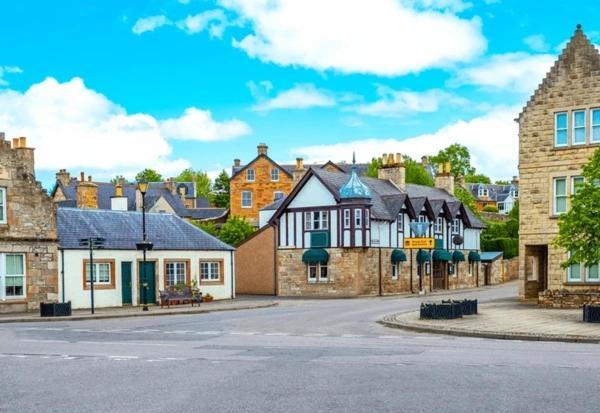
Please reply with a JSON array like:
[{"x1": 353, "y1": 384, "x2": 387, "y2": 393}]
[
  {"x1": 2, "y1": 281, "x2": 600, "y2": 413},
  {"x1": 381, "y1": 298, "x2": 600, "y2": 343}
]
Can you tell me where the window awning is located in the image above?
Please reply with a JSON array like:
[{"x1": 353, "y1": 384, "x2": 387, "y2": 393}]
[
  {"x1": 302, "y1": 248, "x2": 329, "y2": 264},
  {"x1": 432, "y1": 249, "x2": 452, "y2": 262},
  {"x1": 391, "y1": 249, "x2": 407, "y2": 263},
  {"x1": 468, "y1": 251, "x2": 481, "y2": 262},
  {"x1": 452, "y1": 250, "x2": 465, "y2": 262},
  {"x1": 416, "y1": 249, "x2": 431, "y2": 264}
]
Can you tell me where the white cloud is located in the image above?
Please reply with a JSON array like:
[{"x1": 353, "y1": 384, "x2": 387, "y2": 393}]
[
  {"x1": 348, "y1": 86, "x2": 468, "y2": 118},
  {"x1": 0, "y1": 77, "x2": 250, "y2": 177},
  {"x1": 219, "y1": 0, "x2": 486, "y2": 76},
  {"x1": 132, "y1": 15, "x2": 172, "y2": 35},
  {"x1": 250, "y1": 83, "x2": 337, "y2": 112},
  {"x1": 292, "y1": 106, "x2": 520, "y2": 180},
  {"x1": 159, "y1": 107, "x2": 251, "y2": 141},
  {"x1": 176, "y1": 9, "x2": 230, "y2": 38},
  {"x1": 404, "y1": 0, "x2": 473, "y2": 13},
  {"x1": 451, "y1": 52, "x2": 555, "y2": 92},
  {"x1": 524, "y1": 34, "x2": 550, "y2": 52},
  {"x1": 0, "y1": 65, "x2": 23, "y2": 86}
]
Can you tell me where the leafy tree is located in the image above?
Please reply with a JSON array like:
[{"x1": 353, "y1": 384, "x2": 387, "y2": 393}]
[
  {"x1": 218, "y1": 216, "x2": 255, "y2": 246},
  {"x1": 508, "y1": 201, "x2": 519, "y2": 221},
  {"x1": 110, "y1": 175, "x2": 129, "y2": 185},
  {"x1": 366, "y1": 156, "x2": 433, "y2": 186},
  {"x1": 176, "y1": 168, "x2": 212, "y2": 199},
  {"x1": 454, "y1": 186, "x2": 478, "y2": 215},
  {"x1": 192, "y1": 221, "x2": 219, "y2": 238},
  {"x1": 135, "y1": 169, "x2": 163, "y2": 182},
  {"x1": 211, "y1": 170, "x2": 230, "y2": 208},
  {"x1": 429, "y1": 143, "x2": 476, "y2": 178},
  {"x1": 465, "y1": 174, "x2": 492, "y2": 184},
  {"x1": 366, "y1": 157, "x2": 383, "y2": 178},
  {"x1": 482, "y1": 205, "x2": 499, "y2": 213},
  {"x1": 495, "y1": 180, "x2": 510, "y2": 185},
  {"x1": 554, "y1": 148, "x2": 600, "y2": 268}
]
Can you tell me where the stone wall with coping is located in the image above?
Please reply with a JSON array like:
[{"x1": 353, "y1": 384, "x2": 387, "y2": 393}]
[{"x1": 538, "y1": 289, "x2": 600, "y2": 308}]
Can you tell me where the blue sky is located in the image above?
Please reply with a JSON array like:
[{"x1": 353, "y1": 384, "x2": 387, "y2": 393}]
[{"x1": 1, "y1": 0, "x2": 598, "y2": 188}]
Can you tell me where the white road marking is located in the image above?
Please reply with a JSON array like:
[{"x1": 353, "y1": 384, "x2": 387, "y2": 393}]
[
  {"x1": 303, "y1": 333, "x2": 327, "y2": 337},
  {"x1": 194, "y1": 331, "x2": 222, "y2": 335},
  {"x1": 341, "y1": 334, "x2": 364, "y2": 338},
  {"x1": 264, "y1": 332, "x2": 289, "y2": 336}
]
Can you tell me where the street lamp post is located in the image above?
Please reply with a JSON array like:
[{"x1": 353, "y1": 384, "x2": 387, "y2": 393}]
[
  {"x1": 79, "y1": 237, "x2": 105, "y2": 314},
  {"x1": 136, "y1": 181, "x2": 153, "y2": 311}
]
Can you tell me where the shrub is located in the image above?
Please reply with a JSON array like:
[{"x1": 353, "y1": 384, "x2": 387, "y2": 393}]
[
  {"x1": 482, "y1": 237, "x2": 518, "y2": 259},
  {"x1": 482, "y1": 205, "x2": 499, "y2": 213}
]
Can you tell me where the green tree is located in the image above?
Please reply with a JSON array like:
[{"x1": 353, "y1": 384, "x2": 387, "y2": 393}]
[
  {"x1": 135, "y1": 169, "x2": 163, "y2": 182},
  {"x1": 495, "y1": 180, "x2": 510, "y2": 185},
  {"x1": 554, "y1": 148, "x2": 600, "y2": 268},
  {"x1": 366, "y1": 157, "x2": 383, "y2": 178},
  {"x1": 465, "y1": 174, "x2": 492, "y2": 184},
  {"x1": 211, "y1": 170, "x2": 230, "y2": 208},
  {"x1": 454, "y1": 186, "x2": 478, "y2": 215},
  {"x1": 176, "y1": 168, "x2": 212, "y2": 199},
  {"x1": 366, "y1": 156, "x2": 433, "y2": 186},
  {"x1": 482, "y1": 205, "x2": 499, "y2": 213},
  {"x1": 218, "y1": 216, "x2": 255, "y2": 246},
  {"x1": 110, "y1": 175, "x2": 129, "y2": 185},
  {"x1": 192, "y1": 221, "x2": 220, "y2": 238},
  {"x1": 429, "y1": 143, "x2": 475, "y2": 178}
]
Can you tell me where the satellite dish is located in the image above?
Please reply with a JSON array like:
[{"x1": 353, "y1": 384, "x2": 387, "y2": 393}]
[{"x1": 452, "y1": 235, "x2": 464, "y2": 245}]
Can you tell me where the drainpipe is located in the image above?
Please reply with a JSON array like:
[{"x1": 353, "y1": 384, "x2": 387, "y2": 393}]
[
  {"x1": 60, "y1": 248, "x2": 65, "y2": 303},
  {"x1": 378, "y1": 247, "x2": 382, "y2": 296}
]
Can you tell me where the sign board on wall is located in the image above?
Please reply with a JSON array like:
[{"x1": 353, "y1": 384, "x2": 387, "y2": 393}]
[{"x1": 403, "y1": 238, "x2": 435, "y2": 249}]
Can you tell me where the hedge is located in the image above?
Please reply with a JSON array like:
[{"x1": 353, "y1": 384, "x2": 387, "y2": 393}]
[{"x1": 481, "y1": 237, "x2": 518, "y2": 259}]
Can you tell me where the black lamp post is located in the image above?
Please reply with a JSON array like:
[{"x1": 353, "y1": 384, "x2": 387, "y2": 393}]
[
  {"x1": 136, "y1": 181, "x2": 153, "y2": 311},
  {"x1": 79, "y1": 237, "x2": 105, "y2": 314}
]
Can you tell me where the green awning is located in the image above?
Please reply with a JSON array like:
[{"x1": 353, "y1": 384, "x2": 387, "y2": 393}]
[
  {"x1": 302, "y1": 248, "x2": 329, "y2": 264},
  {"x1": 452, "y1": 250, "x2": 465, "y2": 262},
  {"x1": 391, "y1": 249, "x2": 407, "y2": 263},
  {"x1": 416, "y1": 249, "x2": 431, "y2": 264},
  {"x1": 468, "y1": 251, "x2": 481, "y2": 262},
  {"x1": 432, "y1": 250, "x2": 452, "y2": 262}
]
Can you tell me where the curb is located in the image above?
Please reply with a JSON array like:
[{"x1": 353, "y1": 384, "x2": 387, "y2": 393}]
[
  {"x1": 0, "y1": 302, "x2": 278, "y2": 324},
  {"x1": 378, "y1": 314, "x2": 600, "y2": 344}
]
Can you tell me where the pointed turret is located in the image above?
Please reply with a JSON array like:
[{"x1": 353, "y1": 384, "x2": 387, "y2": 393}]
[{"x1": 340, "y1": 153, "x2": 371, "y2": 200}]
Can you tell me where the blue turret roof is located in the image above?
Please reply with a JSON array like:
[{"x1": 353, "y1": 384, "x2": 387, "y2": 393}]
[{"x1": 339, "y1": 156, "x2": 371, "y2": 200}]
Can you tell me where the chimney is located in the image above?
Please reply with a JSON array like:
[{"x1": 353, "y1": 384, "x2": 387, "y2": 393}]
[
  {"x1": 233, "y1": 159, "x2": 241, "y2": 167},
  {"x1": 164, "y1": 178, "x2": 176, "y2": 195},
  {"x1": 12, "y1": 138, "x2": 19, "y2": 148},
  {"x1": 421, "y1": 156, "x2": 428, "y2": 166},
  {"x1": 257, "y1": 143, "x2": 268, "y2": 156},
  {"x1": 377, "y1": 152, "x2": 405, "y2": 191},
  {"x1": 292, "y1": 157, "x2": 306, "y2": 186},
  {"x1": 435, "y1": 162, "x2": 454, "y2": 195},
  {"x1": 55, "y1": 169, "x2": 71, "y2": 186},
  {"x1": 18, "y1": 137, "x2": 27, "y2": 148},
  {"x1": 110, "y1": 183, "x2": 128, "y2": 211},
  {"x1": 511, "y1": 175, "x2": 519, "y2": 186},
  {"x1": 11, "y1": 136, "x2": 35, "y2": 176},
  {"x1": 76, "y1": 172, "x2": 98, "y2": 209}
]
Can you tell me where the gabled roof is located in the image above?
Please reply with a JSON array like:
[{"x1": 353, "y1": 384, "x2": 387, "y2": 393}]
[
  {"x1": 230, "y1": 154, "x2": 293, "y2": 180},
  {"x1": 467, "y1": 183, "x2": 517, "y2": 202},
  {"x1": 231, "y1": 158, "x2": 369, "y2": 178},
  {"x1": 57, "y1": 208, "x2": 234, "y2": 251}
]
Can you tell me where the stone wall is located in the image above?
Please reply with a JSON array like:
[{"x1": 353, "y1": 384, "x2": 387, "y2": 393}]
[
  {"x1": 538, "y1": 289, "x2": 600, "y2": 308},
  {"x1": 235, "y1": 226, "x2": 276, "y2": 295}
]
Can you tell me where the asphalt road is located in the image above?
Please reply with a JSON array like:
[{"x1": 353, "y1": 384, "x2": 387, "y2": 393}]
[{"x1": 1, "y1": 282, "x2": 599, "y2": 413}]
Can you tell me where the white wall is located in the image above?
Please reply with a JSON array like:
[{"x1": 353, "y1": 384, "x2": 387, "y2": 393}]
[
  {"x1": 259, "y1": 209, "x2": 275, "y2": 228},
  {"x1": 59, "y1": 249, "x2": 234, "y2": 309},
  {"x1": 288, "y1": 176, "x2": 336, "y2": 208}
]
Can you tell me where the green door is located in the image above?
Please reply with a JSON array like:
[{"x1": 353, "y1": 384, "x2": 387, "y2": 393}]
[
  {"x1": 139, "y1": 261, "x2": 156, "y2": 305},
  {"x1": 121, "y1": 262, "x2": 132, "y2": 305}
]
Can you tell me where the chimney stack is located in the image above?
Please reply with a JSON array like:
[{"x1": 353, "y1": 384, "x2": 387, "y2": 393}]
[
  {"x1": 292, "y1": 157, "x2": 306, "y2": 186},
  {"x1": 377, "y1": 152, "x2": 405, "y2": 191},
  {"x1": 435, "y1": 162, "x2": 454, "y2": 195},
  {"x1": 12, "y1": 138, "x2": 19, "y2": 149},
  {"x1": 110, "y1": 183, "x2": 128, "y2": 211},
  {"x1": 55, "y1": 169, "x2": 71, "y2": 186},
  {"x1": 233, "y1": 159, "x2": 241, "y2": 167},
  {"x1": 511, "y1": 175, "x2": 519, "y2": 186},
  {"x1": 257, "y1": 143, "x2": 268, "y2": 156},
  {"x1": 76, "y1": 171, "x2": 98, "y2": 209}
]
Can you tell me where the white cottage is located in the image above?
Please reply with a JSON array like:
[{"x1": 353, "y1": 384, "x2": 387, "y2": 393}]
[{"x1": 57, "y1": 208, "x2": 234, "y2": 309}]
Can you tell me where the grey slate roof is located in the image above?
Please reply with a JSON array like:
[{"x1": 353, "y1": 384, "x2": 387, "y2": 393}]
[
  {"x1": 467, "y1": 183, "x2": 518, "y2": 202},
  {"x1": 58, "y1": 208, "x2": 234, "y2": 251},
  {"x1": 262, "y1": 197, "x2": 286, "y2": 211},
  {"x1": 232, "y1": 159, "x2": 369, "y2": 177},
  {"x1": 186, "y1": 208, "x2": 228, "y2": 220}
]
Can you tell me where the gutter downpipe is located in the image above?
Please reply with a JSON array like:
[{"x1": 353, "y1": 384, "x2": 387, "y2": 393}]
[
  {"x1": 378, "y1": 247, "x2": 382, "y2": 297},
  {"x1": 60, "y1": 248, "x2": 65, "y2": 303},
  {"x1": 230, "y1": 250, "x2": 235, "y2": 299},
  {"x1": 410, "y1": 249, "x2": 413, "y2": 294}
]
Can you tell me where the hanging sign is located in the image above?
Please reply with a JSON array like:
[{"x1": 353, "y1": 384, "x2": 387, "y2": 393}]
[{"x1": 403, "y1": 238, "x2": 435, "y2": 249}]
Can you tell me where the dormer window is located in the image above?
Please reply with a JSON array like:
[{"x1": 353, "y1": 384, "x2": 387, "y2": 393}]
[
  {"x1": 434, "y1": 217, "x2": 443, "y2": 233},
  {"x1": 452, "y1": 218, "x2": 460, "y2": 234},
  {"x1": 271, "y1": 168, "x2": 280, "y2": 182},
  {"x1": 478, "y1": 187, "x2": 488, "y2": 197},
  {"x1": 246, "y1": 169, "x2": 255, "y2": 182},
  {"x1": 0, "y1": 187, "x2": 5, "y2": 224},
  {"x1": 511, "y1": 189, "x2": 519, "y2": 198}
]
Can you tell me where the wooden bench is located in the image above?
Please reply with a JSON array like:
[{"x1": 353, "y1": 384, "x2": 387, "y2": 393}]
[{"x1": 159, "y1": 287, "x2": 202, "y2": 308}]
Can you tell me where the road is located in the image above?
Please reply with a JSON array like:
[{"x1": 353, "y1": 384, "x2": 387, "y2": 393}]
[{"x1": 1, "y1": 282, "x2": 599, "y2": 413}]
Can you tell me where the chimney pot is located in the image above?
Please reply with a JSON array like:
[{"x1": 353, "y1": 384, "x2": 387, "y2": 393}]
[
  {"x1": 80, "y1": 172, "x2": 85, "y2": 182},
  {"x1": 296, "y1": 157, "x2": 304, "y2": 170},
  {"x1": 18, "y1": 137, "x2": 26, "y2": 148},
  {"x1": 87, "y1": 175, "x2": 92, "y2": 182},
  {"x1": 234, "y1": 158, "x2": 241, "y2": 167},
  {"x1": 395, "y1": 153, "x2": 402, "y2": 164},
  {"x1": 12, "y1": 138, "x2": 19, "y2": 148},
  {"x1": 257, "y1": 143, "x2": 268, "y2": 156}
]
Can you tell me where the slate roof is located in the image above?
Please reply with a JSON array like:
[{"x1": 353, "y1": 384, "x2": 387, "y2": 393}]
[
  {"x1": 262, "y1": 197, "x2": 286, "y2": 211},
  {"x1": 232, "y1": 160, "x2": 369, "y2": 178},
  {"x1": 467, "y1": 183, "x2": 518, "y2": 203},
  {"x1": 57, "y1": 208, "x2": 234, "y2": 251}
]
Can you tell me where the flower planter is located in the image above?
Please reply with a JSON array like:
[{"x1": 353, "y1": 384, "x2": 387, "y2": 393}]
[
  {"x1": 583, "y1": 305, "x2": 600, "y2": 323},
  {"x1": 443, "y1": 299, "x2": 478, "y2": 315},
  {"x1": 420, "y1": 302, "x2": 463, "y2": 320},
  {"x1": 40, "y1": 302, "x2": 72, "y2": 317}
]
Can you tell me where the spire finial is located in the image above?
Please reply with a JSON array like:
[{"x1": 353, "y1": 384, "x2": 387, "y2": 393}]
[
  {"x1": 576, "y1": 23, "x2": 582, "y2": 30},
  {"x1": 352, "y1": 151, "x2": 356, "y2": 165}
]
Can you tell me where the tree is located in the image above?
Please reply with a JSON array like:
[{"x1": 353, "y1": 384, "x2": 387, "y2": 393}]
[
  {"x1": 454, "y1": 186, "x2": 478, "y2": 215},
  {"x1": 211, "y1": 170, "x2": 230, "y2": 208},
  {"x1": 110, "y1": 175, "x2": 129, "y2": 185},
  {"x1": 482, "y1": 205, "x2": 499, "y2": 213},
  {"x1": 366, "y1": 157, "x2": 383, "y2": 178},
  {"x1": 192, "y1": 221, "x2": 219, "y2": 238},
  {"x1": 495, "y1": 180, "x2": 510, "y2": 185},
  {"x1": 465, "y1": 174, "x2": 492, "y2": 184},
  {"x1": 366, "y1": 156, "x2": 433, "y2": 186},
  {"x1": 135, "y1": 169, "x2": 163, "y2": 182},
  {"x1": 429, "y1": 143, "x2": 475, "y2": 178},
  {"x1": 218, "y1": 216, "x2": 255, "y2": 246},
  {"x1": 176, "y1": 168, "x2": 211, "y2": 199},
  {"x1": 554, "y1": 148, "x2": 600, "y2": 268}
]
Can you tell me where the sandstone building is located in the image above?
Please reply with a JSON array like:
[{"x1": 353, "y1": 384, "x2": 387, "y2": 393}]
[
  {"x1": 519, "y1": 25, "x2": 600, "y2": 306},
  {"x1": 0, "y1": 134, "x2": 58, "y2": 312}
]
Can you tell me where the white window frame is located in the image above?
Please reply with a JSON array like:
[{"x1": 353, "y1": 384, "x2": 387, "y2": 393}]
[
  {"x1": 587, "y1": 263, "x2": 600, "y2": 282},
  {"x1": 343, "y1": 209, "x2": 351, "y2": 229},
  {"x1": 434, "y1": 217, "x2": 443, "y2": 233},
  {"x1": 0, "y1": 253, "x2": 26, "y2": 300},
  {"x1": 304, "y1": 211, "x2": 329, "y2": 230},
  {"x1": 397, "y1": 213, "x2": 404, "y2": 232},
  {"x1": 307, "y1": 263, "x2": 328, "y2": 283},
  {"x1": 0, "y1": 188, "x2": 6, "y2": 224},
  {"x1": 418, "y1": 215, "x2": 427, "y2": 224},
  {"x1": 572, "y1": 110, "x2": 586, "y2": 145},
  {"x1": 478, "y1": 188, "x2": 488, "y2": 197},
  {"x1": 392, "y1": 263, "x2": 401, "y2": 280},
  {"x1": 354, "y1": 209, "x2": 362, "y2": 228},
  {"x1": 246, "y1": 168, "x2": 255, "y2": 182},
  {"x1": 200, "y1": 262, "x2": 220, "y2": 281},
  {"x1": 571, "y1": 176, "x2": 584, "y2": 196},
  {"x1": 498, "y1": 202, "x2": 505, "y2": 212},
  {"x1": 85, "y1": 262, "x2": 111, "y2": 285},
  {"x1": 592, "y1": 108, "x2": 600, "y2": 143},
  {"x1": 451, "y1": 218, "x2": 460, "y2": 234},
  {"x1": 567, "y1": 262, "x2": 582, "y2": 282},
  {"x1": 365, "y1": 209, "x2": 370, "y2": 228},
  {"x1": 241, "y1": 191, "x2": 252, "y2": 208},
  {"x1": 553, "y1": 177, "x2": 567, "y2": 215},
  {"x1": 271, "y1": 168, "x2": 280, "y2": 182},
  {"x1": 273, "y1": 191, "x2": 285, "y2": 201},
  {"x1": 165, "y1": 261, "x2": 187, "y2": 287},
  {"x1": 555, "y1": 112, "x2": 568, "y2": 147}
]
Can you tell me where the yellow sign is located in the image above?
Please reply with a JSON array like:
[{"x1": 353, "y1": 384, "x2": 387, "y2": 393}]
[{"x1": 403, "y1": 238, "x2": 435, "y2": 249}]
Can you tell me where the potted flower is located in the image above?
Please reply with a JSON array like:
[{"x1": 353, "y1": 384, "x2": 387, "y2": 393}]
[{"x1": 203, "y1": 293, "x2": 213, "y2": 302}]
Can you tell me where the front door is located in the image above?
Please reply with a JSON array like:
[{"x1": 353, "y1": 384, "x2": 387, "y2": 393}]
[
  {"x1": 432, "y1": 261, "x2": 446, "y2": 290},
  {"x1": 121, "y1": 262, "x2": 132, "y2": 305},
  {"x1": 139, "y1": 261, "x2": 156, "y2": 305}
]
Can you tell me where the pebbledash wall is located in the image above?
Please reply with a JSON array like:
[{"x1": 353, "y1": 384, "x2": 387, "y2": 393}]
[{"x1": 0, "y1": 135, "x2": 58, "y2": 313}]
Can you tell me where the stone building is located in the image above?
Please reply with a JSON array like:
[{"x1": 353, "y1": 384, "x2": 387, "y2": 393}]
[
  {"x1": 467, "y1": 178, "x2": 519, "y2": 215},
  {"x1": 0, "y1": 134, "x2": 58, "y2": 312},
  {"x1": 518, "y1": 25, "x2": 600, "y2": 307}
]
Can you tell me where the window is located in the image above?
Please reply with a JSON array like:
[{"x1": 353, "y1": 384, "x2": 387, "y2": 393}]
[
  {"x1": 273, "y1": 191, "x2": 284, "y2": 201},
  {"x1": 304, "y1": 211, "x2": 328, "y2": 230},
  {"x1": 365, "y1": 210, "x2": 370, "y2": 228},
  {"x1": 165, "y1": 261, "x2": 187, "y2": 287},
  {"x1": 200, "y1": 262, "x2": 220, "y2": 281},
  {"x1": 572, "y1": 176, "x2": 584, "y2": 196},
  {"x1": 246, "y1": 169, "x2": 255, "y2": 182},
  {"x1": 85, "y1": 262, "x2": 111, "y2": 285},
  {"x1": 418, "y1": 215, "x2": 427, "y2": 224},
  {"x1": 478, "y1": 187, "x2": 488, "y2": 197},
  {"x1": 434, "y1": 217, "x2": 443, "y2": 233},
  {"x1": 592, "y1": 108, "x2": 600, "y2": 143},
  {"x1": 511, "y1": 189, "x2": 519, "y2": 198},
  {"x1": 271, "y1": 168, "x2": 280, "y2": 182},
  {"x1": 452, "y1": 218, "x2": 460, "y2": 234},
  {"x1": 568, "y1": 262, "x2": 582, "y2": 282},
  {"x1": 391, "y1": 263, "x2": 401, "y2": 280},
  {"x1": 355, "y1": 209, "x2": 362, "y2": 227},
  {"x1": 573, "y1": 110, "x2": 586, "y2": 145},
  {"x1": 397, "y1": 213, "x2": 403, "y2": 232},
  {"x1": 2, "y1": 254, "x2": 25, "y2": 298},
  {"x1": 308, "y1": 264, "x2": 328, "y2": 283},
  {"x1": 553, "y1": 178, "x2": 567, "y2": 214},
  {"x1": 588, "y1": 264, "x2": 600, "y2": 282},
  {"x1": 241, "y1": 191, "x2": 252, "y2": 208},
  {"x1": 0, "y1": 188, "x2": 5, "y2": 224},
  {"x1": 343, "y1": 209, "x2": 351, "y2": 229},
  {"x1": 498, "y1": 202, "x2": 505, "y2": 212},
  {"x1": 555, "y1": 112, "x2": 568, "y2": 147}
]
